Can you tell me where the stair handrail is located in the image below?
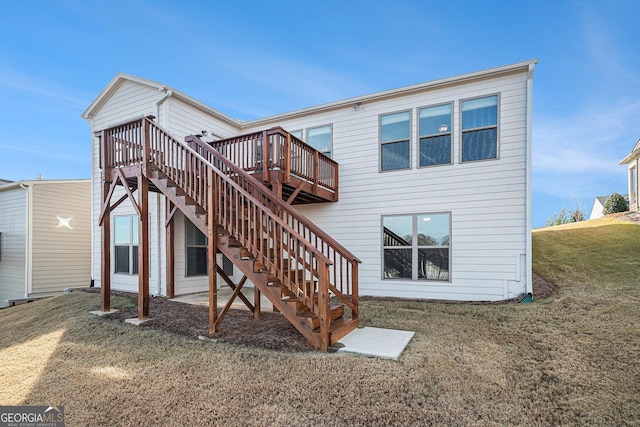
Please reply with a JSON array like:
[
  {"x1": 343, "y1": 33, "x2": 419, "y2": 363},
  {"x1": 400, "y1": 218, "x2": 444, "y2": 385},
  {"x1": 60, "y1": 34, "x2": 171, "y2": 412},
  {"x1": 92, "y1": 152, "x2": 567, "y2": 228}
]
[
  {"x1": 188, "y1": 135, "x2": 360, "y2": 264},
  {"x1": 102, "y1": 117, "x2": 360, "y2": 347},
  {"x1": 186, "y1": 134, "x2": 361, "y2": 312}
]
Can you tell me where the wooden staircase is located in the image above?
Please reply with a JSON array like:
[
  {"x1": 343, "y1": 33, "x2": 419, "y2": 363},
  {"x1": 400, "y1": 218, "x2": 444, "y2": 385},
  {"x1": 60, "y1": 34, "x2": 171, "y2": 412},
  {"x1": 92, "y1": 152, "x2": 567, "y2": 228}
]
[{"x1": 99, "y1": 117, "x2": 360, "y2": 350}]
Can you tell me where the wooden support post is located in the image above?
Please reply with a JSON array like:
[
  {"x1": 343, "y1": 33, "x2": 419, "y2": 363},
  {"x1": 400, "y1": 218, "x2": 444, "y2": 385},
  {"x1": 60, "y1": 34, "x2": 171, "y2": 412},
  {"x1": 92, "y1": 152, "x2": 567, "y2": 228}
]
[
  {"x1": 138, "y1": 174, "x2": 150, "y2": 319},
  {"x1": 100, "y1": 179, "x2": 111, "y2": 312},
  {"x1": 254, "y1": 286, "x2": 261, "y2": 319},
  {"x1": 208, "y1": 168, "x2": 218, "y2": 334},
  {"x1": 165, "y1": 199, "x2": 175, "y2": 298},
  {"x1": 318, "y1": 259, "x2": 330, "y2": 351},
  {"x1": 261, "y1": 130, "x2": 270, "y2": 183}
]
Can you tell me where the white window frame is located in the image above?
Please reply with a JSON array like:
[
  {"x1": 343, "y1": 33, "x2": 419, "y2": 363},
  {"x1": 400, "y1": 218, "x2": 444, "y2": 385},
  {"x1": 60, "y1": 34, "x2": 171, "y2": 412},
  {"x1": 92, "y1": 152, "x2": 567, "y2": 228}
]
[
  {"x1": 379, "y1": 110, "x2": 412, "y2": 172},
  {"x1": 113, "y1": 215, "x2": 138, "y2": 276},
  {"x1": 460, "y1": 93, "x2": 500, "y2": 163},
  {"x1": 185, "y1": 219, "x2": 207, "y2": 277},
  {"x1": 381, "y1": 212, "x2": 451, "y2": 282},
  {"x1": 418, "y1": 102, "x2": 454, "y2": 168},
  {"x1": 306, "y1": 124, "x2": 333, "y2": 158}
]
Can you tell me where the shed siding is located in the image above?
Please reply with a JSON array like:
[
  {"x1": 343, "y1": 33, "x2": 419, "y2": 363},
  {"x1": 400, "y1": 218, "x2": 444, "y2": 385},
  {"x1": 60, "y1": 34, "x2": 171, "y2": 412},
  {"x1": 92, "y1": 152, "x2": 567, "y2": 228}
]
[
  {"x1": 0, "y1": 187, "x2": 27, "y2": 306},
  {"x1": 30, "y1": 181, "x2": 92, "y2": 294}
]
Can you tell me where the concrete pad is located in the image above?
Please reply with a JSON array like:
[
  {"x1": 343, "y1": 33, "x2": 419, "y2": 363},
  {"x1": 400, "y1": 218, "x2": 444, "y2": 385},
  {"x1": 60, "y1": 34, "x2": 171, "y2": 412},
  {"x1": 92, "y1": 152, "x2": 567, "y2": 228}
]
[
  {"x1": 333, "y1": 327, "x2": 414, "y2": 361},
  {"x1": 89, "y1": 309, "x2": 118, "y2": 316},
  {"x1": 124, "y1": 317, "x2": 151, "y2": 326}
]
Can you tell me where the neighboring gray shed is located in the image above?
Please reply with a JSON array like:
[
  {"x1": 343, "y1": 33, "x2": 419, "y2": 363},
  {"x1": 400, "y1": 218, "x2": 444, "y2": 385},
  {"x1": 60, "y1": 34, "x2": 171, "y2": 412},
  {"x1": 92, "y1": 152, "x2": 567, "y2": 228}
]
[{"x1": 0, "y1": 179, "x2": 91, "y2": 307}]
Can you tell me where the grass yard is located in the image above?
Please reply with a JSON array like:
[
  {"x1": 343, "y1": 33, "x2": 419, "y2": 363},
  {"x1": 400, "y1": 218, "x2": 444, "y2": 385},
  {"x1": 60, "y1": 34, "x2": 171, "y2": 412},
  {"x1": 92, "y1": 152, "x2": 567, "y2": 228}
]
[{"x1": 1, "y1": 217, "x2": 639, "y2": 426}]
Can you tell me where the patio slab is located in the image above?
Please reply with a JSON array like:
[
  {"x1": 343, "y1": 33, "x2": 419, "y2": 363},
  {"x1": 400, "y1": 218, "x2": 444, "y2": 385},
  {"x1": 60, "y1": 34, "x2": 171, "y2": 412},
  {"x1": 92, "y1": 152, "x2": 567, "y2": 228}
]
[{"x1": 333, "y1": 326, "x2": 415, "y2": 360}]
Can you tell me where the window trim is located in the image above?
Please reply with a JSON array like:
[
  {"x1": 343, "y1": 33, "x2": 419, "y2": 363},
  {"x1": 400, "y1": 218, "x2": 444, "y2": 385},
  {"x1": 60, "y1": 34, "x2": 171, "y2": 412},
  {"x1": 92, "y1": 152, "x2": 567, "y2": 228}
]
[
  {"x1": 185, "y1": 219, "x2": 208, "y2": 277},
  {"x1": 381, "y1": 212, "x2": 452, "y2": 282},
  {"x1": 459, "y1": 93, "x2": 500, "y2": 164},
  {"x1": 113, "y1": 214, "x2": 138, "y2": 276},
  {"x1": 306, "y1": 124, "x2": 333, "y2": 158},
  {"x1": 379, "y1": 109, "x2": 412, "y2": 172},
  {"x1": 418, "y1": 102, "x2": 454, "y2": 168}
]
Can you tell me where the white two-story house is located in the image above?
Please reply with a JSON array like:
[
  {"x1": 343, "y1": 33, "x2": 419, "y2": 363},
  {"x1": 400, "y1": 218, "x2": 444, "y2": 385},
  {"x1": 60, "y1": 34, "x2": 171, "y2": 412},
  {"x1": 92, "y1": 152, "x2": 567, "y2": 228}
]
[{"x1": 83, "y1": 60, "x2": 536, "y2": 348}]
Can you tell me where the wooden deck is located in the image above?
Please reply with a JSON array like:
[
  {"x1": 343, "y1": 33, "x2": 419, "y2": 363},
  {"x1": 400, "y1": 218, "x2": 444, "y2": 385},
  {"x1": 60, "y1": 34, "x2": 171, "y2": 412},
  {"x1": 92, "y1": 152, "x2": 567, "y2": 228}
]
[{"x1": 97, "y1": 117, "x2": 360, "y2": 351}]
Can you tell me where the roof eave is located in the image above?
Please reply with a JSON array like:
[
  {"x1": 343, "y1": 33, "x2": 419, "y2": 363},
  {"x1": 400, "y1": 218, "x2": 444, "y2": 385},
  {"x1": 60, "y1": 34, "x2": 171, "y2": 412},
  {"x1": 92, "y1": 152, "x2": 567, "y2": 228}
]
[{"x1": 243, "y1": 59, "x2": 538, "y2": 127}]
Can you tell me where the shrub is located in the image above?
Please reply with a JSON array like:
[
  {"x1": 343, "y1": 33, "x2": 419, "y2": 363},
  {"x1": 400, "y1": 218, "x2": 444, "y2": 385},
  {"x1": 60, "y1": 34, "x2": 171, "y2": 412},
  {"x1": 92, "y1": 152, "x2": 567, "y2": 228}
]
[{"x1": 602, "y1": 192, "x2": 628, "y2": 215}]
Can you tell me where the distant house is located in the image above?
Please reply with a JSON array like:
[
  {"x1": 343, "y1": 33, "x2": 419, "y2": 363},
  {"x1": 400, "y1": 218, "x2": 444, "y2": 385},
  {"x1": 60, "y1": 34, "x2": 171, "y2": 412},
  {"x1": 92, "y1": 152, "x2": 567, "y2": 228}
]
[
  {"x1": 620, "y1": 139, "x2": 640, "y2": 212},
  {"x1": 589, "y1": 194, "x2": 630, "y2": 220},
  {"x1": 0, "y1": 179, "x2": 91, "y2": 307}
]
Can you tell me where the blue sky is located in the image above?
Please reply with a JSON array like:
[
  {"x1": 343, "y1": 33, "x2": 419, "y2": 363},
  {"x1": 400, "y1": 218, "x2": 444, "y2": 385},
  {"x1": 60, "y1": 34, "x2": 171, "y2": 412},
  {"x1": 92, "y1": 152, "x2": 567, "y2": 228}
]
[{"x1": 1, "y1": 0, "x2": 639, "y2": 228}]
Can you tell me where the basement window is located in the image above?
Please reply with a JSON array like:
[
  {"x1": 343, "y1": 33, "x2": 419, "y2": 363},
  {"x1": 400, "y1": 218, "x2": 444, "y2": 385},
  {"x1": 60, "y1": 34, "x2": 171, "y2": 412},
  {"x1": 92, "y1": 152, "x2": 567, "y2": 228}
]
[
  {"x1": 186, "y1": 219, "x2": 207, "y2": 276},
  {"x1": 382, "y1": 213, "x2": 450, "y2": 281},
  {"x1": 185, "y1": 219, "x2": 234, "y2": 277},
  {"x1": 114, "y1": 215, "x2": 138, "y2": 275}
]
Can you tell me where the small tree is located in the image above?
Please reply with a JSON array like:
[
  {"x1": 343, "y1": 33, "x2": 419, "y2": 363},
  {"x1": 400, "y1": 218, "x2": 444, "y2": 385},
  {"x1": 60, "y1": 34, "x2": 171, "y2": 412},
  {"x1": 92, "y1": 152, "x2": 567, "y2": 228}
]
[
  {"x1": 546, "y1": 208, "x2": 569, "y2": 227},
  {"x1": 546, "y1": 198, "x2": 585, "y2": 227},
  {"x1": 602, "y1": 193, "x2": 628, "y2": 215}
]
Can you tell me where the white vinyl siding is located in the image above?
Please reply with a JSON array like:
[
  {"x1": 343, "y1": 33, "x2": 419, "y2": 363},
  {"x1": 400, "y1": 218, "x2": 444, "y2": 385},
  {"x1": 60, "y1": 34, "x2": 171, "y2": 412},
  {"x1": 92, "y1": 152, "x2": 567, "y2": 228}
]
[
  {"x1": 30, "y1": 181, "x2": 91, "y2": 294},
  {"x1": 243, "y1": 70, "x2": 530, "y2": 300},
  {"x1": 0, "y1": 187, "x2": 27, "y2": 306},
  {"x1": 86, "y1": 62, "x2": 533, "y2": 301}
]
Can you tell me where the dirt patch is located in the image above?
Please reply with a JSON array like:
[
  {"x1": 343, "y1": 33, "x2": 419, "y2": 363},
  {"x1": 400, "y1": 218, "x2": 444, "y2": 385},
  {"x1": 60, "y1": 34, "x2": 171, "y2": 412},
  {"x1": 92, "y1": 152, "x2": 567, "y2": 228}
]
[
  {"x1": 531, "y1": 271, "x2": 557, "y2": 300},
  {"x1": 86, "y1": 289, "x2": 315, "y2": 352},
  {"x1": 607, "y1": 210, "x2": 640, "y2": 224}
]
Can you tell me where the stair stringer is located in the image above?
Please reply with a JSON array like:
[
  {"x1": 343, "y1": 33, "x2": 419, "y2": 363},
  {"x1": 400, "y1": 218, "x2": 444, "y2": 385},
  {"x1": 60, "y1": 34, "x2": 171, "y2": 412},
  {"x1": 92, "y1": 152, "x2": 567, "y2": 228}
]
[{"x1": 146, "y1": 165, "x2": 328, "y2": 348}]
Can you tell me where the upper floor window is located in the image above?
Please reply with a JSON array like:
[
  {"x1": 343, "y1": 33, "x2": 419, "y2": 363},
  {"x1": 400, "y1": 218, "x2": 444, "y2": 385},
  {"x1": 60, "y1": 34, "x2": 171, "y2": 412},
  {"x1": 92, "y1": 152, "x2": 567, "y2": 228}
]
[
  {"x1": 419, "y1": 103, "x2": 452, "y2": 167},
  {"x1": 382, "y1": 213, "x2": 450, "y2": 281},
  {"x1": 289, "y1": 129, "x2": 303, "y2": 140},
  {"x1": 114, "y1": 215, "x2": 138, "y2": 275},
  {"x1": 307, "y1": 125, "x2": 332, "y2": 158},
  {"x1": 380, "y1": 111, "x2": 411, "y2": 171},
  {"x1": 461, "y1": 95, "x2": 498, "y2": 162}
]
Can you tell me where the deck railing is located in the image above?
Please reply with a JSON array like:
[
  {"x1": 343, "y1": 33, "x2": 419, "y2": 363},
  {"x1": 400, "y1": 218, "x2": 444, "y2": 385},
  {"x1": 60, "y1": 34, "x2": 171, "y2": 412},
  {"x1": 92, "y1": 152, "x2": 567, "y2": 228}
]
[
  {"x1": 209, "y1": 127, "x2": 338, "y2": 195},
  {"x1": 188, "y1": 134, "x2": 360, "y2": 313},
  {"x1": 101, "y1": 117, "x2": 359, "y2": 348}
]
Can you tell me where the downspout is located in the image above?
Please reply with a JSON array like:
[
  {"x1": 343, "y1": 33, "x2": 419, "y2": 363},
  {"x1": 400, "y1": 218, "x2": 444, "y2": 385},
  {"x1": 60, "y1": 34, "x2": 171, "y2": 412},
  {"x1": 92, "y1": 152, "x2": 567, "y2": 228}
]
[
  {"x1": 524, "y1": 62, "x2": 536, "y2": 296},
  {"x1": 88, "y1": 117, "x2": 96, "y2": 287},
  {"x1": 154, "y1": 87, "x2": 172, "y2": 295},
  {"x1": 154, "y1": 86, "x2": 173, "y2": 124},
  {"x1": 19, "y1": 183, "x2": 31, "y2": 297}
]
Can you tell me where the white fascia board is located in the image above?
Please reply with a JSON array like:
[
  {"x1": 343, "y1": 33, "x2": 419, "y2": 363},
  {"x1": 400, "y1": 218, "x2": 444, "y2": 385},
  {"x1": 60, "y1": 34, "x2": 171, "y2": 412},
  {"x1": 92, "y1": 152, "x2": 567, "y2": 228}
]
[
  {"x1": 82, "y1": 73, "x2": 241, "y2": 128},
  {"x1": 243, "y1": 59, "x2": 539, "y2": 127}
]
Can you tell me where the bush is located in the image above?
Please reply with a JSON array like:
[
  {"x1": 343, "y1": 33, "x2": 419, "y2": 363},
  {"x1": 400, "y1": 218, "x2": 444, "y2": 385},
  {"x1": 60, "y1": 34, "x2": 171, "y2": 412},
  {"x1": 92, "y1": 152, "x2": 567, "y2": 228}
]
[{"x1": 602, "y1": 192, "x2": 628, "y2": 215}]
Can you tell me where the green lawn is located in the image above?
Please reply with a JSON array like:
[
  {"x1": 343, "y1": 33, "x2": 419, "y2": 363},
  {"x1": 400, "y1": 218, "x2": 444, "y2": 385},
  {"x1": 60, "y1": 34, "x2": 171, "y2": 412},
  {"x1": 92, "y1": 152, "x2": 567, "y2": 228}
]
[{"x1": 1, "y1": 217, "x2": 639, "y2": 426}]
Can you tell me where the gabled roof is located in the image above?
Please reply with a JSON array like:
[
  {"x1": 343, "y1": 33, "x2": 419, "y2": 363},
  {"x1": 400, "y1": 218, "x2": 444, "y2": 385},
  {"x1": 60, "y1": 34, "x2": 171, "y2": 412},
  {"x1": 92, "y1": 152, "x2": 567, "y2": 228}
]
[
  {"x1": 619, "y1": 139, "x2": 640, "y2": 165},
  {"x1": 83, "y1": 60, "x2": 538, "y2": 130},
  {"x1": 81, "y1": 73, "x2": 241, "y2": 127}
]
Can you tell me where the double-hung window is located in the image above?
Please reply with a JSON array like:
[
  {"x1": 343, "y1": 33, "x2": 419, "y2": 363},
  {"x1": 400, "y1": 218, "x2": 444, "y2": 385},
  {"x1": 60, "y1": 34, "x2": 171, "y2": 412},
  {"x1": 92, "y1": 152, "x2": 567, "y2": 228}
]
[
  {"x1": 419, "y1": 103, "x2": 452, "y2": 166},
  {"x1": 382, "y1": 213, "x2": 450, "y2": 281},
  {"x1": 461, "y1": 95, "x2": 498, "y2": 162},
  {"x1": 114, "y1": 215, "x2": 138, "y2": 275},
  {"x1": 186, "y1": 219, "x2": 208, "y2": 276},
  {"x1": 307, "y1": 125, "x2": 332, "y2": 158},
  {"x1": 380, "y1": 111, "x2": 411, "y2": 171}
]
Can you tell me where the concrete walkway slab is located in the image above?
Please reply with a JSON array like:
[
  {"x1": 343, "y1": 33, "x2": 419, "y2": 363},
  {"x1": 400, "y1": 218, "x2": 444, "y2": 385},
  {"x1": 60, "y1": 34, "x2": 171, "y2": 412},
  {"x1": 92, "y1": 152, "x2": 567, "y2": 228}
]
[
  {"x1": 124, "y1": 317, "x2": 151, "y2": 326},
  {"x1": 333, "y1": 327, "x2": 414, "y2": 360},
  {"x1": 89, "y1": 309, "x2": 118, "y2": 316}
]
